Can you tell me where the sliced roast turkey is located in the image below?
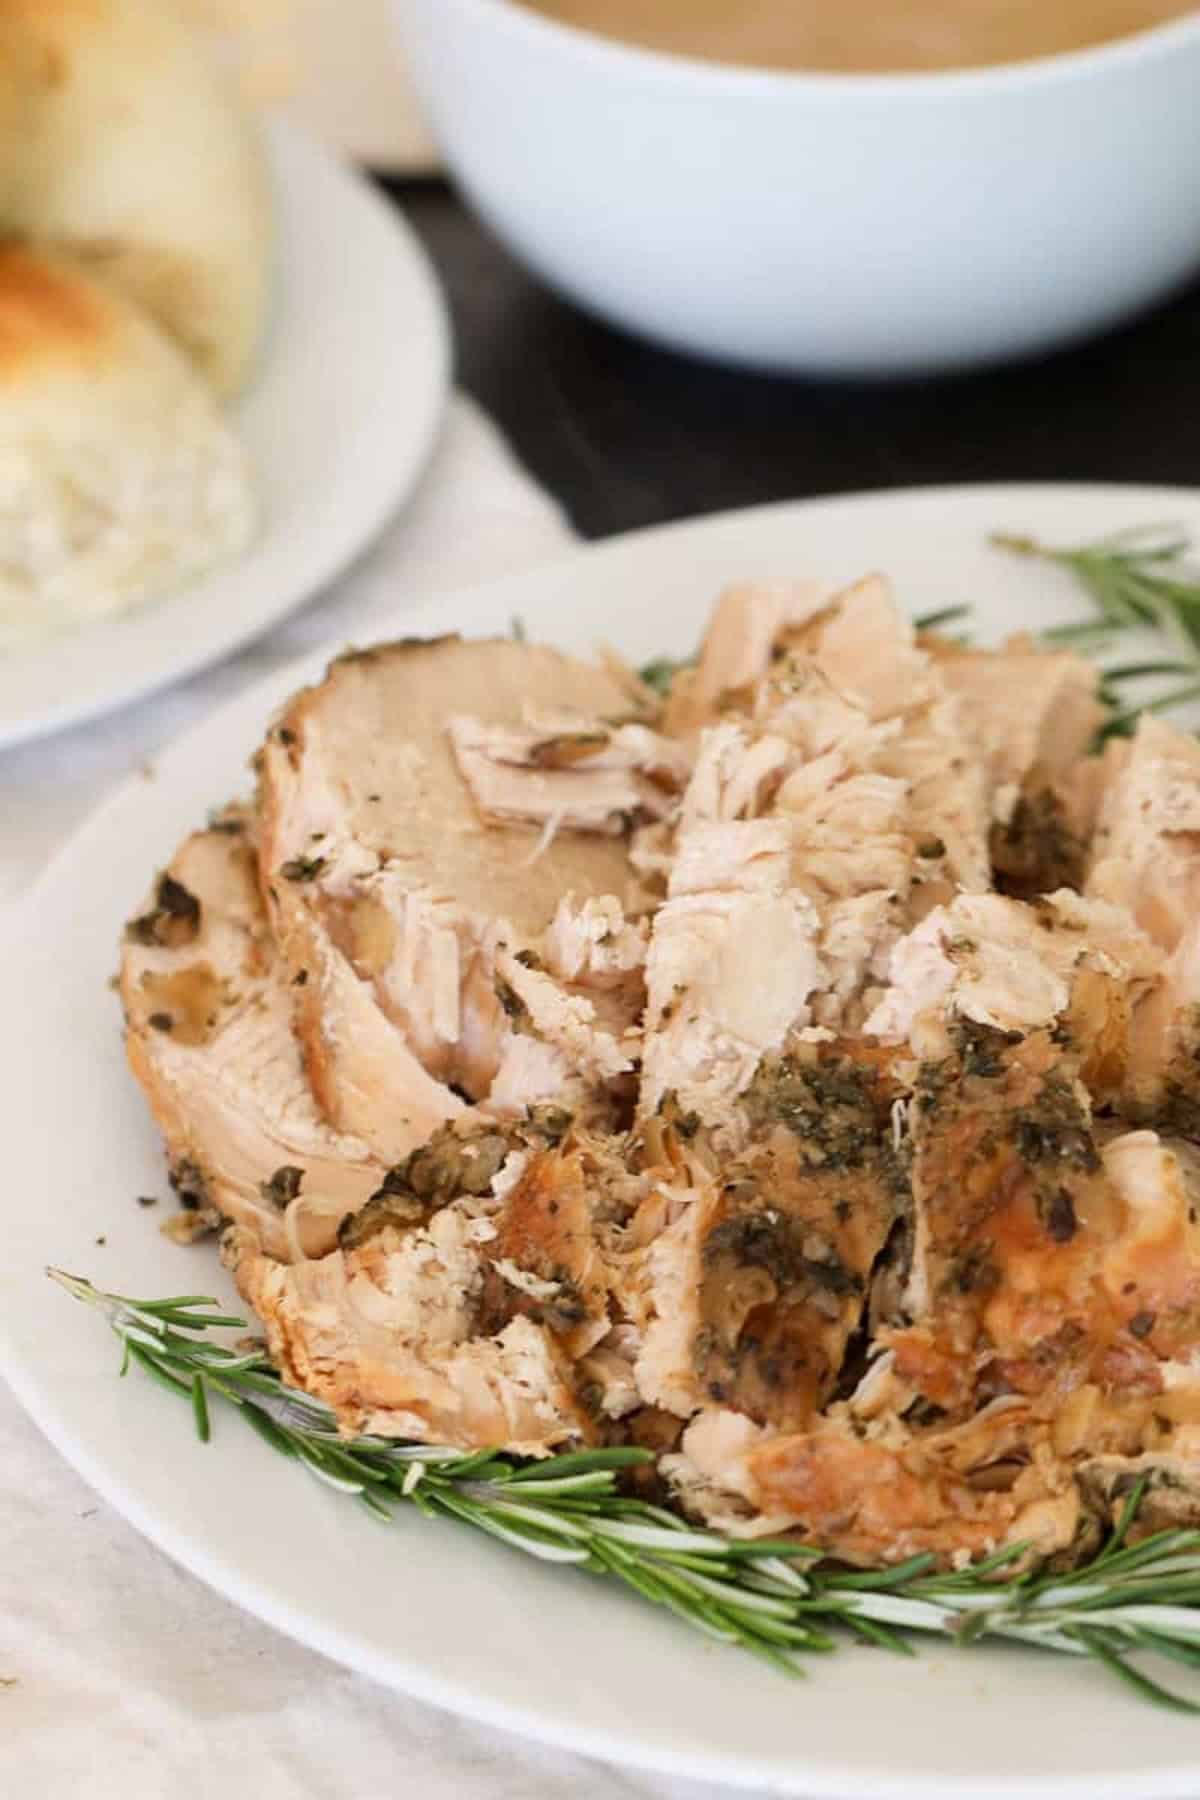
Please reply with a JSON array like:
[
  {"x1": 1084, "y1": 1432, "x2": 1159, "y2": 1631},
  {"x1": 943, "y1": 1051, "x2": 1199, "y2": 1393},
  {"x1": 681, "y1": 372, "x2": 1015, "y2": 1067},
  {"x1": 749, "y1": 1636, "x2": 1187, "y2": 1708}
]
[
  {"x1": 120, "y1": 809, "x2": 387, "y2": 1260},
  {"x1": 257, "y1": 637, "x2": 685, "y2": 1163},
  {"x1": 227, "y1": 1114, "x2": 649, "y2": 1451},
  {"x1": 929, "y1": 634, "x2": 1108, "y2": 895},
  {"x1": 639, "y1": 576, "x2": 993, "y2": 1139}
]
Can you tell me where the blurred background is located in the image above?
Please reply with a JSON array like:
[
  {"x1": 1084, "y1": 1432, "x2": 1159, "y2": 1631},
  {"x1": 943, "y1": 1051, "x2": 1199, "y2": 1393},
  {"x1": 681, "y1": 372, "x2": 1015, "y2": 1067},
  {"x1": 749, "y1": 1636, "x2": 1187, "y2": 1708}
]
[
  {"x1": 191, "y1": 0, "x2": 438, "y2": 169},
  {"x1": 188, "y1": 0, "x2": 1200, "y2": 545}
]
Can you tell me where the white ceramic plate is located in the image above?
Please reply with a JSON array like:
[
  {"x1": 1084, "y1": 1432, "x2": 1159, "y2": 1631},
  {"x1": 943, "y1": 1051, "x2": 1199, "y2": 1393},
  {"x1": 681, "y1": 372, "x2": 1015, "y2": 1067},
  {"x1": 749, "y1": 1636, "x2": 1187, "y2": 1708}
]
[
  {"x1": 0, "y1": 120, "x2": 449, "y2": 753},
  {"x1": 5, "y1": 485, "x2": 1200, "y2": 1800}
]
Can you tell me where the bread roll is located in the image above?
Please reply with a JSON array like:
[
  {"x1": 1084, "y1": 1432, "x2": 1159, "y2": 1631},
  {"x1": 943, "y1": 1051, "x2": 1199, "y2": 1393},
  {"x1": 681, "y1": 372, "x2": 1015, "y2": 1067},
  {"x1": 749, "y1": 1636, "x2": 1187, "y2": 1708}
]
[
  {"x1": 0, "y1": 0, "x2": 273, "y2": 399},
  {"x1": 0, "y1": 245, "x2": 256, "y2": 650}
]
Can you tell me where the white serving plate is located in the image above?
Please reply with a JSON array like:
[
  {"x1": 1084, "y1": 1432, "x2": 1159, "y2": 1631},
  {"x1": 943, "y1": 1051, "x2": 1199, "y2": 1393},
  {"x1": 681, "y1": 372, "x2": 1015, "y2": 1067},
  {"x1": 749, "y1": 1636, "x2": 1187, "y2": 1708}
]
[
  {"x1": 0, "y1": 118, "x2": 449, "y2": 751},
  {"x1": 4, "y1": 485, "x2": 1200, "y2": 1800}
]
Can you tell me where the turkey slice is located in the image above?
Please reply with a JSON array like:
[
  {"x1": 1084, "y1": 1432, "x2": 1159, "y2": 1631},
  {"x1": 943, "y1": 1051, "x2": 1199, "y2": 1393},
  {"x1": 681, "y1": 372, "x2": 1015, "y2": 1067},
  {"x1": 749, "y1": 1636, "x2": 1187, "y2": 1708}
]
[{"x1": 120, "y1": 808, "x2": 385, "y2": 1260}]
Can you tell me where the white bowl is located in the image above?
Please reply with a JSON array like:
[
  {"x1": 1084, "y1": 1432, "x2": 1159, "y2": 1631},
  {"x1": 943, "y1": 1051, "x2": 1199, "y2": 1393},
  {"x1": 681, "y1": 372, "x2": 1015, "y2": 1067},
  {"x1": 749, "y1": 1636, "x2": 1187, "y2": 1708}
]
[{"x1": 393, "y1": 0, "x2": 1200, "y2": 376}]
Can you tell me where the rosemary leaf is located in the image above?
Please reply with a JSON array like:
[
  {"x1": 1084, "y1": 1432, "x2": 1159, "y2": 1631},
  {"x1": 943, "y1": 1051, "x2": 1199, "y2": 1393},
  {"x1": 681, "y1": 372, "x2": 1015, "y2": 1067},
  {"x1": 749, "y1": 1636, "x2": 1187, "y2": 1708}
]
[
  {"x1": 1073, "y1": 1627, "x2": 1200, "y2": 1715},
  {"x1": 914, "y1": 604, "x2": 972, "y2": 632},
  {"x1": 638, "y1": 655, "x2": 692, "y2": 696},
  {"x1": 992, "y1": 525, "x2": 1200, "y2": 735},
  {"x1": 191, "y1": 1374, "x2": 210, "y2": 1444}
]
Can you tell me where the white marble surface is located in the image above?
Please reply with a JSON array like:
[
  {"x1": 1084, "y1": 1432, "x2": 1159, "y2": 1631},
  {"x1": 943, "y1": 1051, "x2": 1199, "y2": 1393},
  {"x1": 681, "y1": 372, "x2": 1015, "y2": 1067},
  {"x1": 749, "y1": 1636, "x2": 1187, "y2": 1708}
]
[{"x1": 0, "y1": 393, "x2": 754, "y2": 1800}]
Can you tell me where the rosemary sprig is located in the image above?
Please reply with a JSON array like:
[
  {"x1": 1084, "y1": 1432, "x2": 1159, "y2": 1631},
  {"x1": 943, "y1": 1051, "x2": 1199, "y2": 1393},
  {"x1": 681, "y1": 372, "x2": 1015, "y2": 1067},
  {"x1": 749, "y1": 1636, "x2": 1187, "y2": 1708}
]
[
  {"x1": 49, "y1": 1269, "x2": 1200, "y2": 1708},
  {"x1": 993, "y1": 525, "x2": 1200, "y2": 736},
  {"x1": 49, "y1": 1270, "x2": 830, "y2": 1671}
]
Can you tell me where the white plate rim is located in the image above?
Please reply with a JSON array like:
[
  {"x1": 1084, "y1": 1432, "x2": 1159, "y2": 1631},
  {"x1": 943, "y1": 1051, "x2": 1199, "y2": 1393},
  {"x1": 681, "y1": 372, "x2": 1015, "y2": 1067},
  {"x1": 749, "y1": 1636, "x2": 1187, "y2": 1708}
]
[
  {"x1": 8, "y1": 482, "x2": 1200, "y2": 1800},
  {"x1": 0, "y1": 118, "x2": 450, "y2": 753}
]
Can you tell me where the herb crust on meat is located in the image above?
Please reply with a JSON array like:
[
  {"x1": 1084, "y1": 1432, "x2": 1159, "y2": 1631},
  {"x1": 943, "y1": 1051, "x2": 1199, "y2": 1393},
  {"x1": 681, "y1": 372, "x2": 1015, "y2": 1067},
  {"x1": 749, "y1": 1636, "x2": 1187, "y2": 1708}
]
[{"x1": 120, "y1": 580, "x2": 1200, "y2": 1575}]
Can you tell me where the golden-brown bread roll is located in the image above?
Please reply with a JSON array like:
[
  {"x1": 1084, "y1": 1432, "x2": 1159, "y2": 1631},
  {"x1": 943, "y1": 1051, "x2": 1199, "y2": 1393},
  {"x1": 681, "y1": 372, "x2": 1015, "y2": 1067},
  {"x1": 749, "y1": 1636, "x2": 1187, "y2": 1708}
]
[
  {"x1": 0, "y1": 244, "x2": 256, "y2": 650},
  {"x1": 0, "y1": 0, "x2": 273, "y2": 400}
]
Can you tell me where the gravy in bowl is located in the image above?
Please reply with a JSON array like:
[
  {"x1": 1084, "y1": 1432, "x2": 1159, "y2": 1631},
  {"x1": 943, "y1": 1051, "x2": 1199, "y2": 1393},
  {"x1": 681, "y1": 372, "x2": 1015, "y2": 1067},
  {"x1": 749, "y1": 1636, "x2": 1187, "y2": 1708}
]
[{"x1": 517, "y1": 0, "x2": 1197, "y2": 72}]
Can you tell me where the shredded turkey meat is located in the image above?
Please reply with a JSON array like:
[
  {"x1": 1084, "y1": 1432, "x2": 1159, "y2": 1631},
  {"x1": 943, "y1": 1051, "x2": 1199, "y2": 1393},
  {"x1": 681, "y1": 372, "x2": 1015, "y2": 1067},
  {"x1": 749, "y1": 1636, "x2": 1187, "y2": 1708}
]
[{"x1": 121, "y1": 579, "x2": 1200, "y2": 1569}]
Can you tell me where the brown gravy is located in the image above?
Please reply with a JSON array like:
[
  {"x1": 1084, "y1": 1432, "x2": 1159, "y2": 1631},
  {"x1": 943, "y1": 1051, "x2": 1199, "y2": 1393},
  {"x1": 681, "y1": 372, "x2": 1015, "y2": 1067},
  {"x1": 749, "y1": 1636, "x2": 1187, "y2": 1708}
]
[{"x1": 517, "y1": 0, "x2": 1196, "y2": 73}]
